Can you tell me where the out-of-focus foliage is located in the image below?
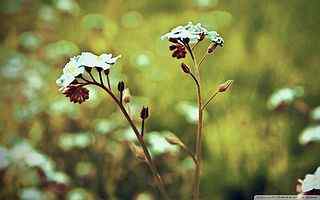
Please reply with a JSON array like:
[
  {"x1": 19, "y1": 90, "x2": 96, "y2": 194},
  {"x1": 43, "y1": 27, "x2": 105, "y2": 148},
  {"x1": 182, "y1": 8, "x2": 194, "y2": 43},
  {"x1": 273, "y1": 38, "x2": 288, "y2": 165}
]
[{"x1": 0, "y1": 0, "x2": 319, "y2": 199}]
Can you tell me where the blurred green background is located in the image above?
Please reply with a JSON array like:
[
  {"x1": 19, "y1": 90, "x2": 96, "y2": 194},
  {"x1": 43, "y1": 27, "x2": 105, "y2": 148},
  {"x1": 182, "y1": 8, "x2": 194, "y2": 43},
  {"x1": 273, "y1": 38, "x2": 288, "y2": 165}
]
[{"x1": 0, "y1": 0, "x2": 319, "y2": 199}]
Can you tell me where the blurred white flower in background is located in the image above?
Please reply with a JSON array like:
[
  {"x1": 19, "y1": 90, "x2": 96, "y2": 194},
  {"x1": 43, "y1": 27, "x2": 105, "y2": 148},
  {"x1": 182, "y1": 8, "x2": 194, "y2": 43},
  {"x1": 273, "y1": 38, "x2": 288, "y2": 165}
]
[
  {"x1": 299, "y1": 125, "x2": 320, "y2": 145},
  {"x1": 268, "y1": 87, "x2": 304, "y2": 110},
  {"x1": 311, "y1": 106, "x2": 320, "y2": 121}
]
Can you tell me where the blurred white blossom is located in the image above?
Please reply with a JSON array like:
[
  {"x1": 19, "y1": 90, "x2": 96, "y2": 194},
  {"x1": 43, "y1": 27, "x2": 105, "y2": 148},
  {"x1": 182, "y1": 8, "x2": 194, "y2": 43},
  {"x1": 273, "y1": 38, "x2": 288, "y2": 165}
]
[
  {"x1": 299, "y1": 126, "x2": 320, "y2": 145},
  {"x1": 268, "y1": 87, "x2": 304, "y2": 110},
  {"x1": 311, "y1": 106, "x2": 320, "y2": 121}
]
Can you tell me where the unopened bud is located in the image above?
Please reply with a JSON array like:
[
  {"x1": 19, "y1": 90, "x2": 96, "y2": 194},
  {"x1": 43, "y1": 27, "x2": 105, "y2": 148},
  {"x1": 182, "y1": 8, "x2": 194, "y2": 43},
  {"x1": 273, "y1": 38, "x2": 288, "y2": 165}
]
[
  {"x1": 117, "y1": 81, "x2": 125, "y2": 92},
  {"x1": 123, "y1": 88, "x2": 131, "y2": 103},
  {"x1": 140, "y1": 106, "x2": 149, "y2": 119},
  {"x1": 104, "y1": 68, "x2": 110, "y2": 75},
  {"x1": 207, "y1": 43, "x2": 218, "y2": 54},
  {"x1": 181, "y1": 63, "x2": 190, "y2": 74},
  {"x1": 218, "y1": 80, "x2": 233, "y2": 92}
]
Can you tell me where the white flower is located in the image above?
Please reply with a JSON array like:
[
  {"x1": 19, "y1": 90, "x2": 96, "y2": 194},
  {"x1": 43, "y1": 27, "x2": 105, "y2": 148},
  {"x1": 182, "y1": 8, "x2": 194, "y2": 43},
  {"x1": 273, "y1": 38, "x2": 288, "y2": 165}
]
[
  {"x1": 161, "y1": 22, "x2": 224, "y2": 45},
  {"x1": 56, "y1": 73, "x2": 75, "y2": 88},
  {"x1": 161, "y1": 22, "x2": 203, "y2": 43},
  {"x1": 302, "y1": 167, "x2": 320, "y2": 192},
  {"x1": 78, "y1": 52, "x2": 121, "y2": 70},
  {"x1": 63, "y1": 56, "x2": 84, "y2": 77},
  {"x1": 207, "y1": 31, "x2": 224, "y2": 46}
]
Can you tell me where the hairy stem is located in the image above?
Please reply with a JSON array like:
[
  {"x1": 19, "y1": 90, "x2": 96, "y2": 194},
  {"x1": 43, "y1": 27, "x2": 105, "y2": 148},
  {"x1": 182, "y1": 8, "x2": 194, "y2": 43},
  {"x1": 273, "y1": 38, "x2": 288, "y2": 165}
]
[{"x1": 93, "y1": 82, "x2": 170, "y2": 200}]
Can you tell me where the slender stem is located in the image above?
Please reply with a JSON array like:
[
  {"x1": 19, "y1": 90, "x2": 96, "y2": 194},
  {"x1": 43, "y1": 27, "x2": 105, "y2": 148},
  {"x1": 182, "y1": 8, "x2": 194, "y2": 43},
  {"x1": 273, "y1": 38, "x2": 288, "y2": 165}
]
[
  {"x1": 141, "y1": 119, "x2": 145, "y2": 137},
  {"x1": 98, "y1": 70, "x2": 104, "y2": 85},
  {"x1": 93, "y1": 83, "x2": 170, "y2": 200},
  {"x1": 201, "y1": 91, "x2": 219, "y2": 111},
  {"x1": 187, "y1": 47, "x2": 203, "y2": 200},
  {"x1": 88, "y1": 71, "x2": 97, "y2": 83},
  {"x1": 192, "y1": 41, "x2": 200, "y2": 51},
  {"x1": 106, "y1": 74, "x2": 112, "y2": 91},
  {"x1": 181, "y1": 145, "x2": 197, "y2": 165},
  {"x1": 198, "y1": 53, "x2": 208, "y2": 69}
]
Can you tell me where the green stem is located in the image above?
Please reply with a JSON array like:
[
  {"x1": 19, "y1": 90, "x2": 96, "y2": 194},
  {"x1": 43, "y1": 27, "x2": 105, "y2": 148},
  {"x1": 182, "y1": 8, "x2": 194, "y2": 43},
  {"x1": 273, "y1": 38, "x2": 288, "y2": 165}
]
[{"x1": 94, "y1": 82, "x2": 170, "y2": 200}]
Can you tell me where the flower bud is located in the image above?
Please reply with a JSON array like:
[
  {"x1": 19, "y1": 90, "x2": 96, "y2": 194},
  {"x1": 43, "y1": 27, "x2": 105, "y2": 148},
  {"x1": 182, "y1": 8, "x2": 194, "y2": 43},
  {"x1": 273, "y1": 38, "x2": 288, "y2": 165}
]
[
  {"x1": 123, "y1": 88, "x2": 131, "y2": 103},
  {"x1": 207, "y1": 43, "x2": 218, "y2": 54},
  {"x1": 218, "y1": 80, "x2": 233, "y2": 93},
  {"x1": 117, "y1": 81, "x2": 125, "y2": 92},
  {"x1": 104, "y1": 68, "x2": 110, "y2": 75},
  {"x1": 140, "y1": 106, "x2": 149, "y2": 119},
  {"x1": 181, "y1": 63, "x2": 190, "y2": 74}
]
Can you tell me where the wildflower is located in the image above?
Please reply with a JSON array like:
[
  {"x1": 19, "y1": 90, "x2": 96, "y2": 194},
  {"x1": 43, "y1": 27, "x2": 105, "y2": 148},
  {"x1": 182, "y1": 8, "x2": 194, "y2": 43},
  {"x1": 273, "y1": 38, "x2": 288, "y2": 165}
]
[
  {"x1": 78, "y1": 52, "x2": 121, "y2": 70},
  {"x1": 63, "y1": 85, "x2": 89, "y2": 104},
  {"x1": 267, "y1": 87, "x2": 304, "y2": 111},
  {"x1": 301, "y1": 167, "x2": 320, "y2": 194}
]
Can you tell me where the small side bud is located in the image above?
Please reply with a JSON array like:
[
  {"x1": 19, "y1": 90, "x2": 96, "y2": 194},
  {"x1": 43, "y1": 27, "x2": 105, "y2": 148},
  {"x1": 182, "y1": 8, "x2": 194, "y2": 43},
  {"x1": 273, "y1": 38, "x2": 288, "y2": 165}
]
[
  {"x1": 123, "y1": 88, "x2": 131, "y2": 103},
  {"x1": 207, "y1": 43, "x2": 218, "y2": 54},
  {"x1": 181, "y1": 63, "x2": 190, "y2": 74},
  {"x1": 117, "y1": 81, "x2": 125, "y2": 92},
  {"x1": 140, "y1": 106, "x2": 149, "y2": 119},
  {"x1": 104, "y1": 68, "x2": 110, "y2": 75},
  {"x1": 218, "y1": 80, "x2": 233, "y2": 93}
]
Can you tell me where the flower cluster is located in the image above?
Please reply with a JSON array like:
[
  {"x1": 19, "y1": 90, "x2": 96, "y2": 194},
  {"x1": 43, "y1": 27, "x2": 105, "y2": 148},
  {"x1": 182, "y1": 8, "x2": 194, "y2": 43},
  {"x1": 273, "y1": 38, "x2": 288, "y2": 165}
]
[
  {"x1": 161, "y1": 22, "x2": 224, "y2": 59},
  {"x1": 56, "y1": 52, "x2": 121, "y2": 103}
]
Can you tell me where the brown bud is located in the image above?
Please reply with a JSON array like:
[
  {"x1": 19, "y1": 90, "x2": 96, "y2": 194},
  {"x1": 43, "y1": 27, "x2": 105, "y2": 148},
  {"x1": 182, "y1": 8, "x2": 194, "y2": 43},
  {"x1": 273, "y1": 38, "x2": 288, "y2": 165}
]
[
  {"x1": 117, "y1": 81, "x2": 125, "y2": 92},
  {"x1": 140, "y1": 106, "x2": 149, "y2": 119},
  {"x1": 181, "y1": 63, "x2": 190, "y2": 74},
  {"x1": 123, "y1": 88, "x2": 131, "y2": 103},
  {"x1": 218, "y1": 80, "x2": 233, "y2": 92},
  {"x1": 207, "y1": 43, "x2": 218, "y2": 54}
]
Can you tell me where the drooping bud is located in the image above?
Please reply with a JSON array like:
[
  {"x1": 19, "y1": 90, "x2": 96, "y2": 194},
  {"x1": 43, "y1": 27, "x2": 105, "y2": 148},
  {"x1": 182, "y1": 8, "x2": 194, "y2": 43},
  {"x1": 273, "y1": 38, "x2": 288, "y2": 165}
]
[
  {"x1": 140, "y1": 106, "x2": 149, "y2": 119},
  {"x1": 117, "y1": 81, "x2": 125, "y2": 92},
  {"x1": 181, "y1": 63, "x2": 190, "y2": 74},
  {"x1": 123, "y1": 88, "x2": 131, "y2": 103},
  {"x1": 207, "y1": 43, "x2": 218, "y2": 54},
  {"x1": 218, "y1": 80, "x2": 233, "y2": 93}
]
